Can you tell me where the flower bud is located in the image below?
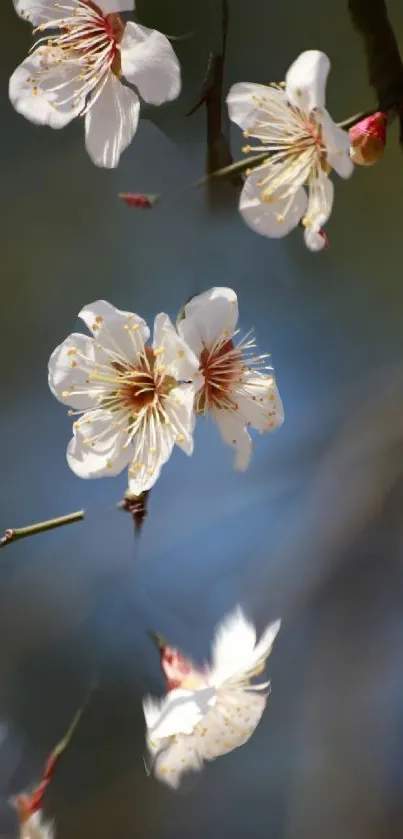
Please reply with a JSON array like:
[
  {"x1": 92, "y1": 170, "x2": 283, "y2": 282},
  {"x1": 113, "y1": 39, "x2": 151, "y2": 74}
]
[{"x1": 349, "y1": 111, "x2": 388, "y2": 166}]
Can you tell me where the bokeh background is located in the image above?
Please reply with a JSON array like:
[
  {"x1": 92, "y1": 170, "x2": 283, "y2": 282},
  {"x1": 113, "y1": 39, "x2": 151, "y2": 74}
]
[{"x1": 1, "y1": 1, "x2": 403, "y2": 837}]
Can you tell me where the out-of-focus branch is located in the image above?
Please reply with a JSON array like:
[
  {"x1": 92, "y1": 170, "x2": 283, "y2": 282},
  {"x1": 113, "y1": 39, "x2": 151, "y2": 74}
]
[
  {"x1": 348, "y1": 0, "x2": 403, "y2": 141},
  {"x1": 0, "y1": 510, "x2": 85, "y2": 549},
  {"x1": 186, "y1": 0, "x2": 243, "y2": 194}
]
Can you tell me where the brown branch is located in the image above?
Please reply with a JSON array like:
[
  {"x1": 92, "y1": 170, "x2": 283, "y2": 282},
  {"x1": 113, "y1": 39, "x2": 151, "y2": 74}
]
[
  {"x1": 187, "y1": 0, "x2": 242, "y2": 195},
  {"x1": 0, "y1": 510, "x2": 85, "y2": 549},
  {"x1": 348, "y1": 0, "x2": 403, "y2": 142},
  {"x1": 118, "y1": 490, "x2": 150, "y2": 539}
]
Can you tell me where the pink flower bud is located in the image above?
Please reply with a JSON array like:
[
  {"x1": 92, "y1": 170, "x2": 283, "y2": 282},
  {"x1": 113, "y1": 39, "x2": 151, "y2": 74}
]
[
  {"x1": 161, "y1": 647, "x2": 195, "y2": 690},
  {"x1": 349, "y1": 111, "x2": 388, "y2": 166}
]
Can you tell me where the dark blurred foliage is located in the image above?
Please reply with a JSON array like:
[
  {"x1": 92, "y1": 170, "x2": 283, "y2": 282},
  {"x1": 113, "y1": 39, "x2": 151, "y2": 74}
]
[{"x1": 1, "y1": 0, "x2": 403, "y2": 838}]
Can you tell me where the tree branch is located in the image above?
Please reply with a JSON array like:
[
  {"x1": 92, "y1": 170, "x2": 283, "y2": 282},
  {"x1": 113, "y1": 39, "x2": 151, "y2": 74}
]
[
  {"x1": 0, "y1": 510, "x2": 85, "y2": 549},
  {"x1": 348, "y1": 0, "x2": 403, "y2": 141}
]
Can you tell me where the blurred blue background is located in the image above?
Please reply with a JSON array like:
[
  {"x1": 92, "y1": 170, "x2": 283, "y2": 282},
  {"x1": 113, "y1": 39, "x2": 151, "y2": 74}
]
[{"x1": 1, "y1": 0, "x2": 403, "y2": 836}]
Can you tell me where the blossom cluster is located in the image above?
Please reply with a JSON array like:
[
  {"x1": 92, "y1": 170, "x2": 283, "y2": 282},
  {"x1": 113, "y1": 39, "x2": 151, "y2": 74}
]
[
  {"x1": 49, "y1": 288, "x2": 283, "y2": 494},
  {"x1": 3, "y1": 1, "x2": 392, "y2": 835},
  {"x1": 9, "y1": 3, "x2": 388, "y2": 249},
  {"x1": 7, "y1": 608, "x2": 281, "y2": 838}
]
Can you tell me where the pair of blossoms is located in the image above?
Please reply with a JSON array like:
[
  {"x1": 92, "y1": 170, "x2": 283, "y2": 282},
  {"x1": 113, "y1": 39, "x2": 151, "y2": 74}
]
[
  {"x1": 10, "y1": 2, "x2": 385, "y2": 249},
  {"x1": 49, "y1": 287, "x2": 283, "y2": 495},
  {"x1": 13, "y1": 609, "x2": 281, "y2": 838}
]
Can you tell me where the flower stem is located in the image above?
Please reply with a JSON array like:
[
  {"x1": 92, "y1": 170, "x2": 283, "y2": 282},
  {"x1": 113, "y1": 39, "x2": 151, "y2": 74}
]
[{"x1": 0, "y1": 510, "x2": 85, "y2": 549}]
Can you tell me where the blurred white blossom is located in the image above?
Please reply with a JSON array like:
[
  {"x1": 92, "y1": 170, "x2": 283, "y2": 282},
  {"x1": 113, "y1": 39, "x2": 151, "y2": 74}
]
[
  {"x1": 143, "y1": 608, "x2": 281, "y2": 788},
  {"x1": 178, "y1": 287, "x2": 283, "y2": 470},
  {"x1": 10, "y1": 0, "x2": 181, "y2": 167},
  {"x1": 227, "y1": 50, "x2": 353, "y2": 250},
  {"x1": 49, "y1": 300, "x2": 198, "y2": 495}
]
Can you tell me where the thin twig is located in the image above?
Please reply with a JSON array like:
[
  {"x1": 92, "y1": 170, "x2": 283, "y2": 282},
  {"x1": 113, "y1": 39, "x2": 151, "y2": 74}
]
[{"x1": 0, "y1": 510, "x2": 85, "y2": 549}]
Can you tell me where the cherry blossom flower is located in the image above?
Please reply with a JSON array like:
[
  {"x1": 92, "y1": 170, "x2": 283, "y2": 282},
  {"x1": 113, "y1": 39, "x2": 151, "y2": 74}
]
[
  {"x1": 349, "y1": 111, "x2": 388, "y2": 166},
  {"x1": 227, "y1": 50, "x2": 354, "y2": 250},
  {"x1": 18, "y1": 811, "x2": 54, "y2": 839},
  {"x1": 177, "y1": 287, "x2": 283, "y2": 470},
  {"x1": 143, "y1": 608, "x2": 281, "y2": 788},
  {"x1": 48, "y1": 300, "x2": 198, "y2": 494},
  {"x1": 10, "y1": 0, "x2": 181, "y2": 168}
]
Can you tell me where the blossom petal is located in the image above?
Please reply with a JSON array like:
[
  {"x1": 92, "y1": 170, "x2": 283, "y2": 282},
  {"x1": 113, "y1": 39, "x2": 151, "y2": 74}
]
[
  {"x1": 211, "y1": 407, "x2": 252, "y2": 471},
  {"x1": 226, "y1": 82, "x2": 286, "y2": 131},
  {"x1": 9, "y1": 49, "x2": 84, "y2": 129},
  {"x1": 210, "y1": 607, "x2": 256, "y2": 686},
  {"x1": 303, "y1": 172, "x2": 334, "y2": 252},
  {"x1": 285, "y1": 50, "x2": 330, "y2": 113},
  {"x1": 99, "y1": 0, "x2": 135, "y2": 12},
  {"x1": 236, "y1": 372, "x2": 284, "y2": 433},
  {"x1": 320, "y1": 110, "x2": 354, "y2": 178},
  {"x1": 48, "y1": 332, "x2": 104, "y2": 410},
  {"x1": 22, "y1": 812, "x2": 54, "y2": 839},
  {"x1": 147, "y1": 731, "x2": 203, "y2": 789},
  {"x1": 144, "y1": 686, "x2": 216, "y2": 740},
  {"x1": 13, "y1": 0, "x2": 63, "y2": 25},
  {"x1": 153, "y1": 313, "x2": 199, "y2": 381},
  {"x1": 197, "y1": 689, "x2": 266, "y2": 758},
  {"x1": 252, "y1": 619, "x2": 282, "y2": 667},
  {"x1": 163, "y1": 383, "x2": 196, "y2": 456},
  {"x1": 127, "y1": 409, "x2": 176, "y2": 495},
  {"x1": 78, "y1": 300, "x2": 149, "y2": 364},
  {"x1": 240, "y1": 170, "x2": 307, "y2": 239},
  {"x1": 178, "y1": 288, "x2": 239, "y2": 355},
  {"x1": 84, "y1": 73, "x2": 140, "y2": 168},
  {"x1": 66, "y1": 415, "x2": 131, "y2": 479},
  {"x1": 120, "y1": 22, "x2": 181, "y2": 105}
]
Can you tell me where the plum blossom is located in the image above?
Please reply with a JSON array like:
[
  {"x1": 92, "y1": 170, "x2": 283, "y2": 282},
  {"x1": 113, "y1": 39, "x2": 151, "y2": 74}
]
[
  {"x1": 143, "y1": 608, "x2": 281, "y2": 788},
  {"x1": 16, "y1": 809, "x2": 54, "y2": 839},
  {"x1": 178, "y1": 287, "x2": 284, "y2": 470},
  {"x1": 10, "y1": 0, "x2": 181, "y2": 167},
  {"x1": 227, "y1": 50, "x2": 354, "y2": 250},
  {"x1": 48, "y1": 300, "x2": 198, "y2": 495}
]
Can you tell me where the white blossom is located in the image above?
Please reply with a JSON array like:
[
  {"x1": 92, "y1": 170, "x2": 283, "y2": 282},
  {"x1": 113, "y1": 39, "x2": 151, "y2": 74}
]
[
  {"x1": 178, "y1": 287, "x2": 283, "y2": 470},
  {"x1": 227, "y1": 50, "x2": 354, "y2": 249},
  {"x1": 143, "y1": 608, "x2": 281, "y2": 788},
  {"x1": 20, "y1": 811, "x2": 54, "y2": 839},
  {"x1": 48, "y1": 300, "x2": 198, "y2": 494},
  {"x1": 10, "y1": 0, "x2": 181, "y2": 167}
]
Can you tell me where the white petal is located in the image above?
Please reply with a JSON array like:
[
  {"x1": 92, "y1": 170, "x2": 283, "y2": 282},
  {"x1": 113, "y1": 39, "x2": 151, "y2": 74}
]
[
  {"x1": 152, "y1": 313, "x2": 199, "y2": 381},
  {"x1": 319, "y1": 110, "x2": 354, "y2": 178},
  {"x1": 227, "y1": 81, "x2": 285, "y2": 131},
  {"x1": 120, "y1": 22, "x2": 181, "y2": 105},
  {"x1": 285, "y1": 50, "x2": 330, "y2": 112},
  {"x1": 236, "y1": 372, "x2": 284, "y2": 433},
  {"x1": 211, "y1": 607, "x2": 257, "y2": 686},
  {"x1": 100, "y1": 0, "x2": 134, "y2": 11},
  {"x1": 144, "y1": 686, "x2": 216, "y2": 740},
  {"x1": 147, "y1": 731, "x2": 203, "y2": 789},
  {"x1": 211, "y1": 406, "x2": 252, "y2": 471},
  {"x1": 304, "y1": 172, "x2": 334, "y2": 233},
  {"x1": 85, "y1": 74, "x2": 140, "y2": 168},
  {"x1": 240, "y1": 170, "x2": 307, "y2": 239},
  {"x1": 163, "y1": 383, "x2": 196, "y2": 456},
  {"x1": 78, "y1": 300, "x2": 149, "y2": 363},
  {"x1": 9, "y1": 49, "x2": 84, "y2": 129},
  {"x1": 128, "y1": 409, "x2": 176, "y2": 495},
  {"x1": 196, "y1": 689, "x2": 266, "y2": 758},
  {"x1": 67, "y1": 417, "x2": 131, "y2": 479},
  {"x1": 48, "y1": 332, "x2": 103, "y2": 410},
  {"x1": 22, "y1": 812, "x2": 54, "y2": 839},
  {"x1": 13, "y1": 0, "x2": 62, "y2": 25},
  {"x1": 253, "y1": 619, "x2": 282, "y2": 666},
  {"x1": 178, "y1": 288, "x2": 239, "y2": 355},
  {"x1": 304, "y1": 227, "x2": 327, "y2": 251}
]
